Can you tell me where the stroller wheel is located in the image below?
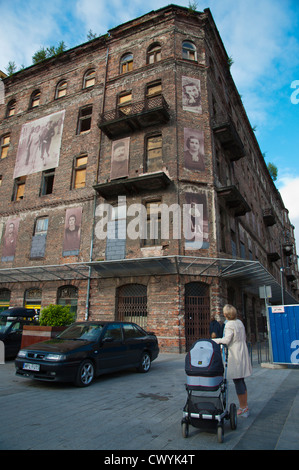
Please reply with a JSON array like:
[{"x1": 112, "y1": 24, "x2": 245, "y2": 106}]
[
  {"x1": 181, "y1": 420, "x2": 189, "y2": 438},
  {"x1": 217, "y1": 423, "x2": 224, "y2": 443},
  {"x1": 230, "y1": 403, "x2": 237, "y2": 430}
]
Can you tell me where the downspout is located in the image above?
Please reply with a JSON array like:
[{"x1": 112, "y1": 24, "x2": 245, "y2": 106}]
[{"x1": 85, "y1": 42, "x2": 110, "y2": 320}]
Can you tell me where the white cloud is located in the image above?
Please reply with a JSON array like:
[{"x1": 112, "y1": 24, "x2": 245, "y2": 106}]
[{"x1": 279, "y1": 176, "x2": 299, "y2": 246}]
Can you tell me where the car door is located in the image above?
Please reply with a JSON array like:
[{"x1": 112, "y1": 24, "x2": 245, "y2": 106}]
[
  {"x1": 122, "y1": 323, "x2": 145, "y2": 365},
  {"x1": 96, "y1": 323, "x2": 128, "y2": 372},
  {"x1": 4, "y1": 321, "x2": 22, "y2": 357}
]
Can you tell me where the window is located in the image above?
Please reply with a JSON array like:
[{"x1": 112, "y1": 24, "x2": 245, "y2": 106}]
[
  {"x1": 30, "y1": 90, "x2": 41, "y2": 108},
  {"x1": 182, "y1": 41, "x2": 197, "y2": 61},
  {"x1": 118, "y1": 92, "x2": 132, "y2": 115},
  {"x1": 146, "y1": 134, "x2": 162, "y2": 172},
  {"x1": 40, "y1": 169, "x2": 55, "y2": 195},
  {"x1": 117, "y1": 284, "x2": 147, "y2": 328},
  {"x1": 147, "y1": 43, "x2": 161, "y2": 64},
  {"x1": 55, "y1": 80, "x2": 67, "y2": 98},
  {"x1": 83, "y1": 69, "x2": 95, "y2": 88},
  {"x1": 77, "y1": 106, "x2": 92, "y2": 134},
  {"x1": 35, "y1": 217, "x2": 49, "y2": 236},
  {"x1": 120, "y1": 53, "x2": 133, "y2": 74},
  {"x1": 6, "y1": 100, "x2": 16, "y2": 117},
  {"x1": 1, "y1": 134, "x2": 10, "y2": 159},
  {"x1": 0, "y1": 176, "x2": 2, "y2": 187},
  {"x1": 146, "y1": 81, "x2": 162, "y2": 97},
  {"x1": 57, "y1": 285, "x2": 78, "y2": 315},
  {"x1": 12, "y1": 176, "x2": 26, "y2": 201},
  {"x1": 143, "y1": 200, "x2": 161, "y2": 246},
  {"x1": 73, "y1": 155, "x2": 87, "y2": 189}
]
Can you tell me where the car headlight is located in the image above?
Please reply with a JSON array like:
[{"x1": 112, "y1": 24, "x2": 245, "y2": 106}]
[
  {"x1": 17, "y1": 350, "x2": 27, "y2": 358},
  {"x1": 45, "y1": 354, "x2": 66, "y2": 361}
]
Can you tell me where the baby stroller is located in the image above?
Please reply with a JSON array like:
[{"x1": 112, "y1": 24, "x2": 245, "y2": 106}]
[{"x1": 181, "y1": 339, "x2": 237, "y2": 443}]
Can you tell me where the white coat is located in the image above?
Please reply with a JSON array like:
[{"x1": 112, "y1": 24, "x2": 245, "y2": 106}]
[{"x1": 213, "y1": 319, "x2": 252, "y2": 380}]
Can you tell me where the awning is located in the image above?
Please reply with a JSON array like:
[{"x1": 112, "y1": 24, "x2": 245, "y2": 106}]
[{"x1": 0, "y1": 256, "x2": 297, "y2": 305}]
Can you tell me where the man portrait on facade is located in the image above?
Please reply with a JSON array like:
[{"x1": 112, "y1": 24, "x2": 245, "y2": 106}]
[
  {"x1": 62, "y1": 208, "x2": 82, "y2": 256},
  {"x1": 110, "y1": 137, "x2": 130, "y2": 180},
  {"x1": 2, "y1": 218, "x2": 20, "y2": 261}
]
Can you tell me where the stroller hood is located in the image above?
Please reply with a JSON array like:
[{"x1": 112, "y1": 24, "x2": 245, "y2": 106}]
[{"x1": 185, "y1": 339, "x2": 224, "y2": 377}]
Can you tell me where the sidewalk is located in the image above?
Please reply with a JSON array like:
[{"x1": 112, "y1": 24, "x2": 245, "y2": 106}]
[{"x1": 0, "y1": 350, "x2": 298, "y2": 451}]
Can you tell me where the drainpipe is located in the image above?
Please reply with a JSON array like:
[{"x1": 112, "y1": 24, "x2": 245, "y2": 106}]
[{"x1": 85, "y1": 43, "x2": 110, "y2": 320}]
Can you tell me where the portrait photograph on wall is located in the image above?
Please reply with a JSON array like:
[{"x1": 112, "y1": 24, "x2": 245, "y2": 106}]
[
  {"x1": 1, "y1": 218, "x2": 20, "y2": 261},
  {"x1": 184, "y1": 192, "x2": 209, "y2": 250},
  {"x1": 184, "y1": 128, "x2": 205, "y2": 172},
  {"x1": 182, "y1": 76, "x2": 202, "y2": 114},
  {"x1": 13, "y1": 110, "x2": 65, "y2": 179},
  {"x1": 110, "y1": 137, "x2": 130, "y2": 180},
  {"x1": 62, "y1": 207, "x2": 82, "y2": 257}
]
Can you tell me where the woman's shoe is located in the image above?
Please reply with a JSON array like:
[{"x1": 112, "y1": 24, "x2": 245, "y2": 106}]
[{"x1": 237, "y1": 407, "x2": 249, "y2": 417}]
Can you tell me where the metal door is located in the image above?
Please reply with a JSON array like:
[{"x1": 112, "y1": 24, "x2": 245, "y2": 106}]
[
  {"x1": 117, "y1": 284, "x2": 147, "y2": 328},
  {"x1": 185, "y1": 282, "x2": 210, "y2": 351}
]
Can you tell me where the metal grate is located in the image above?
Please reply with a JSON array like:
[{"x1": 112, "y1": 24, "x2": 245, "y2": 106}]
[
  {"x1": 185, "y1": 282, "x2": 210, "y2": 351},
  {"x1": 117, "y1": 284, "x2": 147, "y2": 328}
]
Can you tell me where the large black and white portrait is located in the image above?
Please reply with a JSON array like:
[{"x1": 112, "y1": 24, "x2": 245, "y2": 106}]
[{"x1": 182, "y1": 76, "x2": 202, "y2": 114}]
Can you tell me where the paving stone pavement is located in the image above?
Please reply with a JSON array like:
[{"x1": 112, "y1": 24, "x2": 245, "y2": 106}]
[{"x1": 0, "y1": 351, "x2": 298, "y2": 452}]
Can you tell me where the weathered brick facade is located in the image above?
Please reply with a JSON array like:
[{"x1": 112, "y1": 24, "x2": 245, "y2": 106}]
[{"x1": 0, "y1": 6, "x2": 298, "y2": 352}]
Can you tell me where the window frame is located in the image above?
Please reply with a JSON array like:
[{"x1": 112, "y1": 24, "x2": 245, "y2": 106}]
[
  {"x1": 6, "y1": 99, "x2": 16, "y2": 117},
  {"x1": 55, "y1": 80, "x2": 67, "y2": 99},
  {"x1": 145, "y1": 133, "x2": 162, "y2": 172},
  {"x1": 147, "y1": 43, "x2": 162, "y2": 64},
  {"x1": 182, "y1": 41, "x2": 197, "y2": 61},
  {"x1": 83, "y1": 69, "x2": 95, "y2": 89},
  {"x1": 40, "y1": 168, "x2": 55, "y2": 196},
  {"x1": 76, "y1": 105, "x2": 92, "y2": 134},
  {"x1": 12, "y1": 176, "x2": 26, "y2": 201},
  {"x1": 30, "y1": 90, "x2": 41, "y2": 108},
  {"x1": 120, "y1": 53, "x2": 133, "y2": 74},
  {"x1": 0, "y1": 134, "x2": 10, "y2": 159},
  {"x1": 142, "y1": 199, "x2": 162, "y2": 247},
  {"x1": 72, "y1": 154, "x2": 88, "y2": 189}
]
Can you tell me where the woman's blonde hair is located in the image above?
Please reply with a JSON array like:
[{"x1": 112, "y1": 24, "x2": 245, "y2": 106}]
[{"x1": 223, "y1": 304, "x2": 237, "y2": 320}]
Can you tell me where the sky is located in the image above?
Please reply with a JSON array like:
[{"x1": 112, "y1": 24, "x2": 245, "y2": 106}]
[{"x1": 0, "y1": 0, "x2": 299, "y2": 245}]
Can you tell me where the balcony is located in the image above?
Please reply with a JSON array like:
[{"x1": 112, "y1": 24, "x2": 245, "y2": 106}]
[
  {"x1": 98, "y1": 95, "x2": 170, "y2": 138},
  {"x1": 262, "y1": 208, "x2": 276, "y2": 226},
  {"x1": 94, "y1": 171, "x2": 172, "y2": 199},
  {"x1": 216, "y1": 185, "x2": 251, "y2": 217},
  {"x1": 211, "y1": 113, "x2": 245, "y2": 161},
  {"x1": 285, "y1": 267, "x2": 296, "y2": 282}
]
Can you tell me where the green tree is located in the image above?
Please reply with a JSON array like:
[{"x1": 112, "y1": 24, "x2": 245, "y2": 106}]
[
  {"x1": 267, "y1": 162, "x2": 278, "y2": 181},
  {"x1": 32, "y1": 41, "x2": 66, "y2": 64},
  {"x1": 39, "y1": 304, "x2": 75, "y2": 327},
  {"x1": 6, "y1": 61, "x2": 17, "y2": 76}
]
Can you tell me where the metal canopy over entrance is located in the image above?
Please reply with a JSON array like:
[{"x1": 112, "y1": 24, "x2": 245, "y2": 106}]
[{"x1": 0, "y1": 256, "x2": 297, "y2": 305}]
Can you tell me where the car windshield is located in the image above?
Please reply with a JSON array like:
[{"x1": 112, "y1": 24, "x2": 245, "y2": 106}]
[
  {"x1": 0, "y1": 318, "x2": 13, "y2": 333},
  {"x1": 57, "y1": 323, "x2": 104, "y2": 341}
]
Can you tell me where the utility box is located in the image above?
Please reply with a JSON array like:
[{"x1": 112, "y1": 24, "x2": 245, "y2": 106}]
[{"x1": 268, "y1": 305, "x2": 299, "y2": 364}]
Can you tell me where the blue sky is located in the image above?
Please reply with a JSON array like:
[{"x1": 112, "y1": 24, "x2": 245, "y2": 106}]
[{"x1": 1, "y1": 0, "x2": 299, "y2": 242}]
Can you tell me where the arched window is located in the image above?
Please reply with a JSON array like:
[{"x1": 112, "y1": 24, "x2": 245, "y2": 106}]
[
  {"x1": 182, "y1": 41, "x2": 197, "y2": 61},
  {"x1": 55, "y1": 80, "x2": 67, "y2": 98},
  {"x1": 83, "y1": 69, "x2": 95, "y2": 89},
  {"x1": 24, "y1": 288, "x2": 42, "y2": 314},
  {"x1": 147, "y1": 43, "x2": 161, "y2": 64},
  {"x1": 30, "y1": 90, "x2": 41, "y2": 108},
  {"x1": 117, "y1": 284, "x2": 147, "y2": 328},
  {"x1": 6, "y1": 99, "x2": 16, "y2": 117},
  {"x1": 0, "y1": 288, "x2": 11, "y2": 312},
  {"x1": 57, "y1": 285, "x2": 78, "y2": 316},
  {"x1": 120, "y1": 53, "x2": 133, "y2": 74}
]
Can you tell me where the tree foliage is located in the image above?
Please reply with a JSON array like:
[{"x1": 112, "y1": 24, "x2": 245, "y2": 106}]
[
  {"x1": 39, "y1": 304, "x2": 75, "y2": 327},
  {"x1": 32, "y1": 41, "x2": 66, "y2": 64},
  {"x1": 267, "y1": 162, "x2": 278, "y2": 181}
]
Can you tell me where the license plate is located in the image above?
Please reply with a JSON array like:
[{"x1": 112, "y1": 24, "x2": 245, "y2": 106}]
[{"x1": 23, "y1": 363, "x2": 40, "y2": 371}]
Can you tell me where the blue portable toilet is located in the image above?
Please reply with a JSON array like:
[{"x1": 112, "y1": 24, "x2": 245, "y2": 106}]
[{"x1": 268, "y1": 305, "x2": 299, "y2": 364}]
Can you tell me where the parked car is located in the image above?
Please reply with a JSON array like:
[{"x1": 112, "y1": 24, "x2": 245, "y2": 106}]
[
  {"x1": 0, "y1": 308, "x2": 38, "y2": 359},
  {"x1": 15, "y1": 321, "x2": 159, "y2": 386}
]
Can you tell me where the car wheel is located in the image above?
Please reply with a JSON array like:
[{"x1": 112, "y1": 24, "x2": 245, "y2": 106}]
[
  {"x1": 75, "y1": 359, "x2": 95, "y2": 387},
  {"x1": 138, "y1": 352, "x2": 151, "y2": 373}
]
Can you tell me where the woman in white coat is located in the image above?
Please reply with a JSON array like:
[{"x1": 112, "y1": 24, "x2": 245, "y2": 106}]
[{"x1": 213, "y1": 304, "x2": 252, "y2": 417}]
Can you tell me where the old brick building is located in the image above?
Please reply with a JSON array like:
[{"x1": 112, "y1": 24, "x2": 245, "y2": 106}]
[{"x1": 0, "y1": 5, "x2": 298, "y2": 352}]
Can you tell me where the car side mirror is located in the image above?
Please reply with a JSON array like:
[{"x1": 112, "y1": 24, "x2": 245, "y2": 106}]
[{"x1": 102, "y1": 337, "x2": 114, "y2": 343}]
